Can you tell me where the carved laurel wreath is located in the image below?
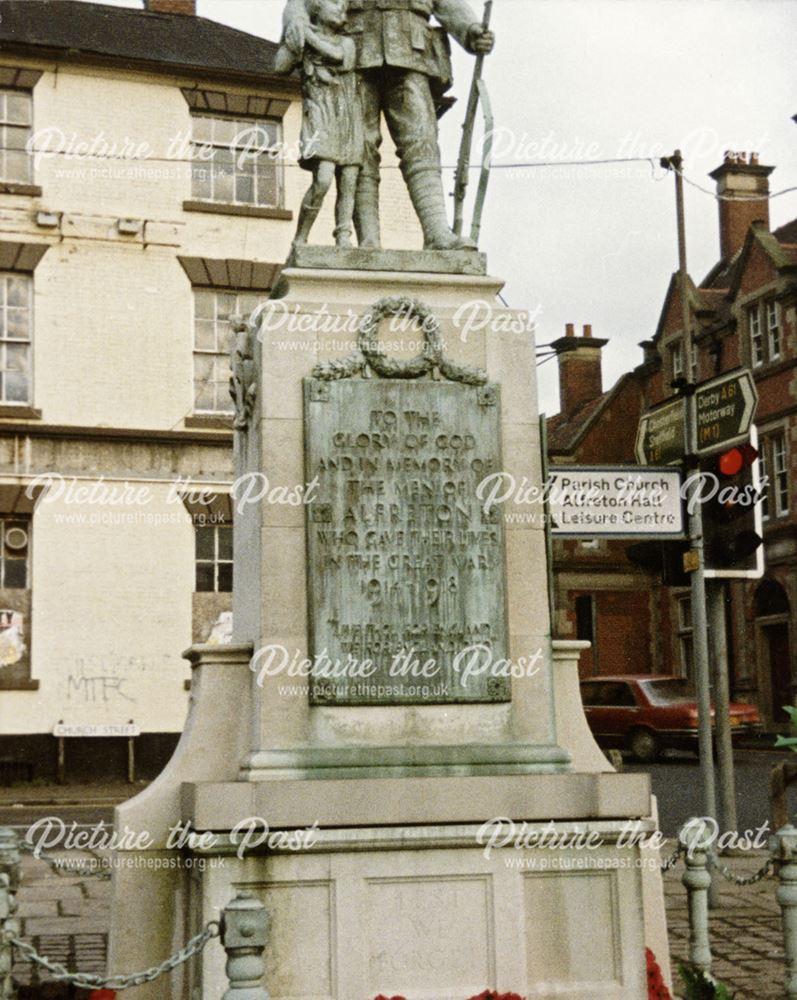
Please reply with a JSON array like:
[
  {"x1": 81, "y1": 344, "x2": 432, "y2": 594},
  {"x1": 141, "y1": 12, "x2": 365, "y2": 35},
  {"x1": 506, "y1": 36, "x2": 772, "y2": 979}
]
[{"x1": 311, "y1": 297, "x2": 488, "y2": 386}]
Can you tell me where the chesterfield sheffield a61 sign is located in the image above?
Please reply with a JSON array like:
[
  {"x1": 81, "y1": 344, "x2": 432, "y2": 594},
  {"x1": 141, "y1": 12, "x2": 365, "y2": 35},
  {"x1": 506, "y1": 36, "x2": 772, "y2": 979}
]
[
  {"x1": 635, "y1": 368, "x2": 758, "y2": 465},
  {"x1": 635, "y1": 398, "x2": 685, "y2": 466}
]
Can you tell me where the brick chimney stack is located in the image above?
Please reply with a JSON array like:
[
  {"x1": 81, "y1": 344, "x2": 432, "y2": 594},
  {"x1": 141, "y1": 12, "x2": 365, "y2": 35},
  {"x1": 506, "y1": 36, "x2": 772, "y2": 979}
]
[
  {"x1": 709, "y1": 151, "x2": 774, "y2": 262},
  {"x1": 552, "y1": 324, "x2": 607, "y2": 417},
  {"x1": 144, "y1": 0, "x2": 196, "y2": 14}
]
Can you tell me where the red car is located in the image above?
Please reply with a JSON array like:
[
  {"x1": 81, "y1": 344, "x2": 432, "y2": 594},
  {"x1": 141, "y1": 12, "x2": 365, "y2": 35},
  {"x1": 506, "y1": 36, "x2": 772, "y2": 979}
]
[{"x1": 579, "y1": 675, "x2": 762, "y2": 762}]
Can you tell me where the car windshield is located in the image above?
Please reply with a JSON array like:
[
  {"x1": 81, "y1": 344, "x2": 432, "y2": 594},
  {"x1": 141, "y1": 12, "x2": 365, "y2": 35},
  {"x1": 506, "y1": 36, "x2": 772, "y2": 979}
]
[{"x1": 640, "y1": 678, "x2": 696, "y2": 706}]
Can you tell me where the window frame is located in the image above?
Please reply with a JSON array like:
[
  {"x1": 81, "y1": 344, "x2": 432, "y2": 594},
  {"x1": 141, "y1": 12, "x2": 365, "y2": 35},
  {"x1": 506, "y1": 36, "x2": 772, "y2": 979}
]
[
  {"x1": 194, "y1": 522, "x2": 233, "y2": 593},
  {"x1": 772, "y1": 432, "x2": 789, "y2": 518},
  {"x1": 670, "y1": 341, "x2": 684, "y2": 381},
  {"x1": 766, "y1": 300, "x2": 782, "y2": 362},
  {"x1": 189, "y1": 111, "x2": 284, "y2": 210},
  {"x1": 748, "y1": 305, "x2": 764, "y2": 368},
  {"x1": 760, "y1": 431, "x2": 789, "y2": 521},
  {"x1": 0, "y1": 88, "x2": 33, "y2": 187},
  {"x1": 0, "y1": 271, "x2": 33, "y2": 406},
  {"x1": 759, "y1": 439, "x2": 771, "y2": 521},
  {"x1": 192, "y1": 288, "x2": 263, "y2": 416}
]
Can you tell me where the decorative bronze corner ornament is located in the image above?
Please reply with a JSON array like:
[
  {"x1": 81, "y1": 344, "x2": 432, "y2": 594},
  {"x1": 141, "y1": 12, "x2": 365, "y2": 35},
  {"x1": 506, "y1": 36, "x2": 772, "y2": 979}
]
[{"x1": 311, "y1": 297, "x2": 488, "y2": 386}]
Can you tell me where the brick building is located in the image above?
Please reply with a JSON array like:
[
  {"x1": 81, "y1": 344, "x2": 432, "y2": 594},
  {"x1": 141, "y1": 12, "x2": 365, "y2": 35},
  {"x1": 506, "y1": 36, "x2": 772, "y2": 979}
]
[{"x1": 548, "y1": 153, "x2": 797, "y2": 729}]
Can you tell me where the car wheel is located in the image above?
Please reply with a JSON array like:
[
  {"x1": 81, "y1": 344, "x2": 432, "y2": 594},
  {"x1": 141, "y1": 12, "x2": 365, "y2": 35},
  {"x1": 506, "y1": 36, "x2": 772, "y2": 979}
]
[{"x1": 629, "y1": 728, "x2": 659, "y2": 763}]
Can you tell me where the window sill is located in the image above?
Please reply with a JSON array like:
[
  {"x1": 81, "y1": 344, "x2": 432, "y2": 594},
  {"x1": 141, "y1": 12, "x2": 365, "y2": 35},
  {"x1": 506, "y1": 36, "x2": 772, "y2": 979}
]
[
  {"x1": 183, "y1": 199, "x2": 293, "y2": 221},
  {"x1": 0, "y1": 405, "x2": 42, "y2": 420},
  {"x1": 0, "y1": 182, "x2": 42, "y2": 197},
  {"x1": 754, "y1": 356, "x2": 792, "y2": 373},
  {"x1": 185, "y1": 414, "x2": 234, "y2": 430}
]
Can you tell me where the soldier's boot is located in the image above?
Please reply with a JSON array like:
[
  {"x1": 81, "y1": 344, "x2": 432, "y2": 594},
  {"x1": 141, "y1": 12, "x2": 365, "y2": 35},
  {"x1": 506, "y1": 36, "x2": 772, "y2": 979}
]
[
  {"x1": 293, "y1": 194, "x2": 323, "y2": 246},
  {"x1": 405, "y1": 168, "x2": 477, "y2": 251},
  {"x1": 354, "y1": 175, "x2": 381, "y2": 249}
]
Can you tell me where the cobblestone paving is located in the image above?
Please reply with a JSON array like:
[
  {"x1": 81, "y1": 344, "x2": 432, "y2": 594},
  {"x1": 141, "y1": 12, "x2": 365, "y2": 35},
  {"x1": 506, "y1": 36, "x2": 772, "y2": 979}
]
[
  {"x1": 663, "y1": 845, "x2": 785, "y2": 999},
  {"x1": 7, "y1": 844, "x2": 789, "y2": 998},
  {"x1": 11, "y1": 851, "x2": 110, "y2": 992}
]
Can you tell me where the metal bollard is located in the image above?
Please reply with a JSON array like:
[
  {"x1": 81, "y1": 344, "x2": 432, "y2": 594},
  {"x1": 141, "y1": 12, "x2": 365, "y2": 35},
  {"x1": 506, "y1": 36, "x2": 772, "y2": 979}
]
[
  {"x1": 681, "y1": 836, "x2": 712, "y2": 972},
  {"x1": 772, "y1": 824, "x2": 797, "y2": 999},
  {"x1": 220, "y1": 890, "x2": 270, "y2": 1000},
  {"x1": 0, "y1": 873, "x2": 18, "y2": 1000}
]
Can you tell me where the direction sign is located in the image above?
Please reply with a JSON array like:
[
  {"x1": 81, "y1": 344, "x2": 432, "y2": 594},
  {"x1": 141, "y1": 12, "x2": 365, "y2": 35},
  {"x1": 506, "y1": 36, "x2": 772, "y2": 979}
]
[
  {"x1": 635, "y1": 398, "x2": 686, "y2": 466},
  {"x1": 695, "y1": 369, "x2": 757, "y2": 455},
  {"x1": 548, "y1": 467, "x2": 684, "y2": 538}
]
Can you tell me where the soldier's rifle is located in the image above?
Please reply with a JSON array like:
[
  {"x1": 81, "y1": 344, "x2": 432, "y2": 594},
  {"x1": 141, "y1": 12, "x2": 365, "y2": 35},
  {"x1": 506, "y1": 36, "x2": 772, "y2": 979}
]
[{"x1": 452, "y1": 0, "x2": 494, "y2": 240}]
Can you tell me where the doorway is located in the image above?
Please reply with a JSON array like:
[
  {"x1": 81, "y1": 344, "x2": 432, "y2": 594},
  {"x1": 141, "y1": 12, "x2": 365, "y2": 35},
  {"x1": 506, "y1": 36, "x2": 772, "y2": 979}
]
[{"x1": 754, "y1": 580, "x2": 793, "y2": 726}]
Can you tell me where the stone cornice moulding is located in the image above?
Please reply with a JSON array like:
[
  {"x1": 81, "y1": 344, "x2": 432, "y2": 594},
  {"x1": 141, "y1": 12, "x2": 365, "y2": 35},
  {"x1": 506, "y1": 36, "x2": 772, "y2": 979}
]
[
  {"x1": 177, "y1": 255, "x2": 282, "y2": 292},
  {"x1": 0, "y1": 65, "x2": 44, "y2": 90},
  {"x1": 0, "y1": 48, "x2": 300, "y2": 96},
  {"x1": 180, "y1": 86, "x2": 291, "y2": 120},
  {"x1": 0, "y1": 241, "x2": 49, "y2": 272}
]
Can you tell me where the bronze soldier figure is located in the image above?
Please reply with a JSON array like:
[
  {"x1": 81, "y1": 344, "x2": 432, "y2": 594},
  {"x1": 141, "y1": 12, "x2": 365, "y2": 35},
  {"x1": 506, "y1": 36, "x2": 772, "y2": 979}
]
[{"x1": 282, "y1": 0, "x2": 495, "y2": 251}]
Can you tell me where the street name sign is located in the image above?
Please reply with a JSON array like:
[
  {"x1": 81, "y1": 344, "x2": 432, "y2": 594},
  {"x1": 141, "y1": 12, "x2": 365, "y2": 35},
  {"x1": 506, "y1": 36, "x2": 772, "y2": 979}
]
[
  {"x1": 635, "y1": 399, "x2": 685, "y2": 466},
  {"x1": 548, "y1": 467, "x2": 684, "y2": 538},
  {"x1": 695, "y1": 369, "x2": 757, "y2": 455},
  {"x1": 53, "y1": 723, "x2": 140, "y2": 737}
]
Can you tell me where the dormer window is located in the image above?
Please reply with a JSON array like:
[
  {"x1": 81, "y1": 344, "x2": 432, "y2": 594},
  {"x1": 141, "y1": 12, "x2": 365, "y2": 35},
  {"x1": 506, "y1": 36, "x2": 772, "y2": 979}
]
[
  {"x1": 670, "y1": 342, "x2": 683, "y2": 380},
  {"x1": 749, "y1": 306, "x2": 764, "y2": 367},
  {"x1": 766, "y1": 300, "x2": 781, "y2": 361},
  {"x1": 668, "y1": 339, "x2": 697, "y2": 383},
  {"x1": 748, "y1": 300, "x2": 780, "y2": 367}
]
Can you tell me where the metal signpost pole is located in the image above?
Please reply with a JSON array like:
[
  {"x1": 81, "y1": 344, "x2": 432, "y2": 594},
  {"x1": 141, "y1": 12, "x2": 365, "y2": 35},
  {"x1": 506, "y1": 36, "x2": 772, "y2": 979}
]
[
  {"x1": 667, "y1": 150, "x2": 719, "y2": 833},
  {"x1": 709, "y1": 582, "x2": 738, "y2": 835}
]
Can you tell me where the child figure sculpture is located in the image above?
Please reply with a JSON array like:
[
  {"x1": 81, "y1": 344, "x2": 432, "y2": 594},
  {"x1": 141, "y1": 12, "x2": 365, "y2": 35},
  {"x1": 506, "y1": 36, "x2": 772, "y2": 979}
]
[{"x1": 275, "y1": 0, "x2": 363, "y2": 248}]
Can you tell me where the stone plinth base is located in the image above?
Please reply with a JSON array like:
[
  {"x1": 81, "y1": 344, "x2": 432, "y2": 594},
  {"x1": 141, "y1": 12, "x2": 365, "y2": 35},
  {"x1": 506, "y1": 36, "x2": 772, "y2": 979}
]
[
  {"x1": 284, "y1": 244, "x2": 488, "y2": 275},
  {"x1": 191, "y1": 820, "x2": 651, "y2": 999}
]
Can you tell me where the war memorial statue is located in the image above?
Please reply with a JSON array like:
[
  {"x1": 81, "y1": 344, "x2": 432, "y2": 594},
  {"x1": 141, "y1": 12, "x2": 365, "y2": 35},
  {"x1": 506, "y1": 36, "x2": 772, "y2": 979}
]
[
  {"x1": 107, "y1": 4, "x2": 670, "y2": 994},
  {"x1": 279, "y1": 0, "x2": 495, "y2": 250}
]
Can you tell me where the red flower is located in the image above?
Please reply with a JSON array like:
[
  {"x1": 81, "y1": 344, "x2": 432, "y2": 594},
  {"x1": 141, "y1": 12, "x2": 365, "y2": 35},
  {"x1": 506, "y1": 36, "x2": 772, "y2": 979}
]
[
  {"x1": 373, "y1": 995, "x2": 407, "y2": 1000},
  {"x1": 645, "y1": 949, "x2": 673, "y2": 1000},
  {"x1": 467, "y1": 993, "x2": 526, "y2": 1000}
]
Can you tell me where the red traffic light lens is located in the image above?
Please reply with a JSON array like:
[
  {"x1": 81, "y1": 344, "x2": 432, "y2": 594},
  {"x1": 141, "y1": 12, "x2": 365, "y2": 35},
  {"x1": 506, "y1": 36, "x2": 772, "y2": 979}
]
[{"x1": 718, "y1": 448, "x2": 744, "y2": 476}]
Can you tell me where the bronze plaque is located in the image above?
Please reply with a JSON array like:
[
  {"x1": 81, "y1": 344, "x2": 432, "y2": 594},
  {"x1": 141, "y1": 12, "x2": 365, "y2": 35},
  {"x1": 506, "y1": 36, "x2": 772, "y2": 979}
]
[{"x1": 304, "y1": 378, "x2": 508, "y2": 705}]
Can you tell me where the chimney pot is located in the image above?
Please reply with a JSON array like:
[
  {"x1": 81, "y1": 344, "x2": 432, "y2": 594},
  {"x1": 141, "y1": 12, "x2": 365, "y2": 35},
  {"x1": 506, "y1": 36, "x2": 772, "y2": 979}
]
[
  {"x1": 709, "y1": 154, "x2": 774, "y2": 261},
  {"x1": 554, "y1": 330, "x2": 606, "y2": 417},
  {"x1": 565, "y1": 322, "x2": 575, "y2": 338},
  {"x1": 583, "y1": 324, "x2": 592, "y2": 338}
]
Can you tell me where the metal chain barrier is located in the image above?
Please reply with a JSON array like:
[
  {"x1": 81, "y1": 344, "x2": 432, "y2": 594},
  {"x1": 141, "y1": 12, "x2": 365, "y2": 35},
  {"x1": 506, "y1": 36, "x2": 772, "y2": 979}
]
[
  {"x1": 708, "y1": 851, "x2": 774, "y2": 885},
  {"x1": 659, "y1": 840, "x2": 685, "y2": 871},
  {"x1": 3, "y1": 920, "x2": 220, "y2": 991},
  {"x1": 17, "y1": 840, "x2": 112, "y2": 881}
]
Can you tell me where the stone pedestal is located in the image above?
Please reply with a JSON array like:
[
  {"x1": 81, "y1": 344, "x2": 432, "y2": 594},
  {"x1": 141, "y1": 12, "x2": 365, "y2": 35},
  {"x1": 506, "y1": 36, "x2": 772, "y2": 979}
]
[{"x1": 108, "y1": 255, "x2": 671, "y2": 998}]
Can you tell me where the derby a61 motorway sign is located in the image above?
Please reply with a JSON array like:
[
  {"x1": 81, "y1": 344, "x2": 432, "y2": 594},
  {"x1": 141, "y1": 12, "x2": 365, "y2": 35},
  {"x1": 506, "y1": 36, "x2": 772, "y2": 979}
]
[
  {"x1": 635, "y1": 398, "x2": 685, "y2": 466},
  {"x1": 695, "y1": 369, "x2": 757, "y2": 455}
]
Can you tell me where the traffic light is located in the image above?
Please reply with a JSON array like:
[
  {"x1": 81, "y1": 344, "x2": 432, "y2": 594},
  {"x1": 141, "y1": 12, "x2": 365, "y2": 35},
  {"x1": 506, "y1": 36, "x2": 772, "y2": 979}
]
[{"x1": 696, "y1": 434, "x2": 764, "y2": 577}]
